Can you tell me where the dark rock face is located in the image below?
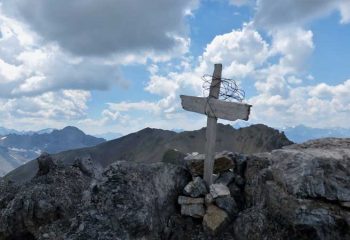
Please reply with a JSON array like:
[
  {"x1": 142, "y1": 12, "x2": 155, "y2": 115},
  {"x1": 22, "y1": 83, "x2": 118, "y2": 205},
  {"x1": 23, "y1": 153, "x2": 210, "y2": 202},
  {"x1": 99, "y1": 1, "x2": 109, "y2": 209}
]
[
  {"x1": 74, "y1": 161, "x2": 190, "y2": 239},
  {"x1": 215, "y1": 170, "x2": 235, "y2": 186},
  {"x1": 0, "y1": 156, "x2": 190, "y2": 240},
  {"x1": 239, "y1": 138, "x2": 350, "y2": 240},
  {"x1": 0, "y1": 138, "x2": 349, "y2": 240},
  {"x1": 215, "y1": 196, "x2": 238, "y2": 218},
  {"x1": 0, "y1": 156, "x2": 90, "y2": 240},
  {"x1": 162, "y1": 149, "x2": 187, "y2": 167}
]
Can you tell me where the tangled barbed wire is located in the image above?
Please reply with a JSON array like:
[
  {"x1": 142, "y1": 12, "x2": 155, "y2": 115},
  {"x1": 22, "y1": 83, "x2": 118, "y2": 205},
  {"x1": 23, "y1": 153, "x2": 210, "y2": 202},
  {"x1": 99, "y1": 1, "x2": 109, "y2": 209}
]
[{"x1": 202, "y1": 74, "x2": 245, "y2": 102}]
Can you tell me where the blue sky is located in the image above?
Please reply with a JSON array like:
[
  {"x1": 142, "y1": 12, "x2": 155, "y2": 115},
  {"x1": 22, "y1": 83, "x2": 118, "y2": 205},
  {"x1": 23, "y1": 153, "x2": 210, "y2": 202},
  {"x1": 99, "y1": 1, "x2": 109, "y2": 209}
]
[{"x1": 0, "y1": 0, "x2": 350, "y2": 135}]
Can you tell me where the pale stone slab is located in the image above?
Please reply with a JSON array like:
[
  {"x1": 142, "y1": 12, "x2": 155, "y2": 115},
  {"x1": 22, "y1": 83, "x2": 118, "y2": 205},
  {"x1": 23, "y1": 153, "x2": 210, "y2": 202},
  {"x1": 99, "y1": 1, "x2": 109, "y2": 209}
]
[
  {"x1": 181, "y1": 204, "x2": 205, "y2": 218},
  {"x1": 210, "y1": 184, "x2": 230, "y2": 198},
  {"x1": 203, "y1": 204, "x2": 229, "y2": 234}
]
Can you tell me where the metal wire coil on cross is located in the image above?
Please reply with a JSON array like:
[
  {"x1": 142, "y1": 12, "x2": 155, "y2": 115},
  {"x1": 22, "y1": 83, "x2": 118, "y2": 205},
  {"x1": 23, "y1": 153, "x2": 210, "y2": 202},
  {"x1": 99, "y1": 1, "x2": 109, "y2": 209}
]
[
  {"x1": 202, "y1": 74, "x2": 245, "y2": 118},
  {"x1": 202, "y1": 74, "x2": 245, "y2": 102}
]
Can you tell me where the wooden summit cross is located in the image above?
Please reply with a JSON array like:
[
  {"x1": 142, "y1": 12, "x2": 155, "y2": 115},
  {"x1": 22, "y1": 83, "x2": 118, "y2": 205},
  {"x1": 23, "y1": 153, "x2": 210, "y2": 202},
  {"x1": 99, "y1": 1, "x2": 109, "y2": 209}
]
[{"x1": 180, "y1": 64, "x2": 252, "y2": 185}]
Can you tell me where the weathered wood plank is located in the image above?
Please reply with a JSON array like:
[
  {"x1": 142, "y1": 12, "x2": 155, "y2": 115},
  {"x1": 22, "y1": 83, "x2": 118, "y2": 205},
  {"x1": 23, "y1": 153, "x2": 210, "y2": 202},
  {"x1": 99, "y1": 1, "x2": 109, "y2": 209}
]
[
  {"x1": 204, "y1": 64, "x2": 222, "y2": 185},
  {"x1": 209, "y1": 64, "x2": 222, "y2": 99},
  {"x1": 180, "y1": 95, "x2": 251, "y2": 121},
  {"x1": 204, "y1": 116, "x2": 217, "y2": 185}
]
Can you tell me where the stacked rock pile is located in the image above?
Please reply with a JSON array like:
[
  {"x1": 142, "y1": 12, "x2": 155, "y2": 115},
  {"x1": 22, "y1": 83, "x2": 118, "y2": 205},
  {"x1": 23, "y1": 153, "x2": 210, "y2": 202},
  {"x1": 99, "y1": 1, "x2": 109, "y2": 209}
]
[{"x1": 177, "y1": 151, "x2": 246, "y2": 234}]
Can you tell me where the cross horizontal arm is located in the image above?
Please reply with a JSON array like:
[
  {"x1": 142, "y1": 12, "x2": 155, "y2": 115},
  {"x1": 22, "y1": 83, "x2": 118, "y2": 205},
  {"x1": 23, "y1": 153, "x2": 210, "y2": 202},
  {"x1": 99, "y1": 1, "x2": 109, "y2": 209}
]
[{"x1": 180, "y1": 95, "x2": 251, "y2": 121}]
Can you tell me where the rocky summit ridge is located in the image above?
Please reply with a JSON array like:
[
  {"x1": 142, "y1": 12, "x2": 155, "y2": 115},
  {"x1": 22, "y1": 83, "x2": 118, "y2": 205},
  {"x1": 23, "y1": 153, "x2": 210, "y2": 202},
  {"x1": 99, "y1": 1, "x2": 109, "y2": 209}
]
[
  {"x1": 4, "y1": 123, "x2": 292, "y2": 184},
  {"x1": 0, "y1": 138, "x2": 349, "y2": 240}
]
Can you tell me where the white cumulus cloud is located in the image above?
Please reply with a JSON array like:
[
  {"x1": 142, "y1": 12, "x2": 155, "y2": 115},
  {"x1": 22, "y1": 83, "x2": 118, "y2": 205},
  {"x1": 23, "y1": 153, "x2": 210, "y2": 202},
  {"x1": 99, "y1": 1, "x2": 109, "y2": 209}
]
[
  {"x1": 0, "y1": 12, "x2": 124, "y2": 98},
  {"x1": 0, "y1": 90, "x2": 91, "y2": 129}
]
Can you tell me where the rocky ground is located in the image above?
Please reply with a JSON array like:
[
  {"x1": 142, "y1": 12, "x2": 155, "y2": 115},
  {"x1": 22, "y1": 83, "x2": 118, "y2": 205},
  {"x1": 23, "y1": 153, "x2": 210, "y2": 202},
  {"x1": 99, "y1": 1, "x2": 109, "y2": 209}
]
[{"x1": 0, "y1": 138, "x2": 349, "y2": 240}]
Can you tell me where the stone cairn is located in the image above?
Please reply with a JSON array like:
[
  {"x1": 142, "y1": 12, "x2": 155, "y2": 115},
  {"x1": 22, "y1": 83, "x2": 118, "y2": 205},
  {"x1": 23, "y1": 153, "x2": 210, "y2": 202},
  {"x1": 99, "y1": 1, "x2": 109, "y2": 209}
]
[{"x1": 177, "y1": 151, "x2": 246, "y2": 235}]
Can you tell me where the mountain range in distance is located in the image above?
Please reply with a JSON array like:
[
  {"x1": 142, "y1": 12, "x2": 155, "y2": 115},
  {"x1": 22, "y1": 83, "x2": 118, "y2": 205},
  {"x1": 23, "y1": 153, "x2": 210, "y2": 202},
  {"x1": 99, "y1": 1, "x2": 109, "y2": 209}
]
[
  {"x1": 1, "y1": 123, "x2": 350, "y2": 177},
  {"x1": 0, "y1": 127, "x2": 121, "y2": 140},
  {"x1": 5, "y1": 123, "x2": 293, "y2": 183},
  {"x1": 0, "y1": 127, "x2": 57, "y2": 136},
  {"x1": 0, "y1": 126, "x2": 105, "y2": 176},
  {"x1": 2, "y1": 123, "x2": 349, "y2": 144},
  {"x1": 231, "y1": 122, "x2": 350, "y2": 143},
  {"x1": 172, "y1": 123, "x2": 350, "y2": 143},
  {"x1": 281, "y1": 125, "x2": 350, "y2": 143}
]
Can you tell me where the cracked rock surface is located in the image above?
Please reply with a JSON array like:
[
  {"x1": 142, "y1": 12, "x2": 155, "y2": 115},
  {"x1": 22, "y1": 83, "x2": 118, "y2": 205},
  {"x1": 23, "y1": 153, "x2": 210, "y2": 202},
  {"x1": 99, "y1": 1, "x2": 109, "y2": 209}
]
[
  {"x1": 0, "y1": 155, "x2": 190, "y2": 240},
  {"x1": 0, "y1": 138, "x2": 349, "y2": 240},
  {"x1": 239, "y1": 138, "x2": 350, "y2": 240}
]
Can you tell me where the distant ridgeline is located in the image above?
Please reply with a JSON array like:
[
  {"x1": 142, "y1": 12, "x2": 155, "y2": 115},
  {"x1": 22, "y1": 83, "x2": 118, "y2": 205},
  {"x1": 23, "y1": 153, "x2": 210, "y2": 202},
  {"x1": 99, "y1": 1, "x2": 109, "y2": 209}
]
[
  {"x1": 0, "y1": 126, "x2": 105, "y2": 176},
  {"x1": 4, "y1": 123, "x2": 292, "y2": 183},
  {"x1": 282, "y1": 125, "x2": 350, "y2": 143},
  {"x1": 231, "y1": 122, "x2": 350, "y2": 143}
]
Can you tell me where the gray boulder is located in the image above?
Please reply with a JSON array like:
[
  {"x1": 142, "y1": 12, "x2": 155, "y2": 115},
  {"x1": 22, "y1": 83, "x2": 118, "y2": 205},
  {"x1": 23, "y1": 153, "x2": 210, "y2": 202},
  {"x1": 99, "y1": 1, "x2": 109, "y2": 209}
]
[
  {"x1": 162, "y1": 149, "x2": 186, "y2": 167},
  {"x1": 215, "y1": 170, "x2": 235, "y2": 186},
  {"x1": 36, "y1": 152, "x2": 62, "y2": 176},
  {"x1": 183, "y1": 177, "x2": 208, "y2": 198},
  {"x1": 185, "y1": 151, "x2": 234, "y2": 176},
  {"x1": 73, "y1": 155, "x2": 102, "y2": 178},
  {"x1": 240, "y1": 138, "x2": 350, "y2": 240},
  {"x1": 215, "y1": 196, "x2": 239, "y2": 218}
]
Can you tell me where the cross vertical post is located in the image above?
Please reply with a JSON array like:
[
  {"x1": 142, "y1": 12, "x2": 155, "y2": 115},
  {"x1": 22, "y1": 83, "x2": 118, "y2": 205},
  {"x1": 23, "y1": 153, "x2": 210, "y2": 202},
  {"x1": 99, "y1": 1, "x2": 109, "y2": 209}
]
[{"x1": 203, "y1": 64, "x2": 222, "y2": 185}]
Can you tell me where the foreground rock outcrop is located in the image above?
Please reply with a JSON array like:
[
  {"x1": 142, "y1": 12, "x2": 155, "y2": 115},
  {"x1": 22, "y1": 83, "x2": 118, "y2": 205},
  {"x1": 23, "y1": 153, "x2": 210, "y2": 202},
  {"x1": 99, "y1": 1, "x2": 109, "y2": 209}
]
[
  {"x1": 0, "y1": 138, "x2": 349, "y2": 240},
  {"x1": 238, "y1": 138, "x2": 350, "y2": 240},
  {"x1": 0, "y1": 155, "x2": 190, "y2": 240}
]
